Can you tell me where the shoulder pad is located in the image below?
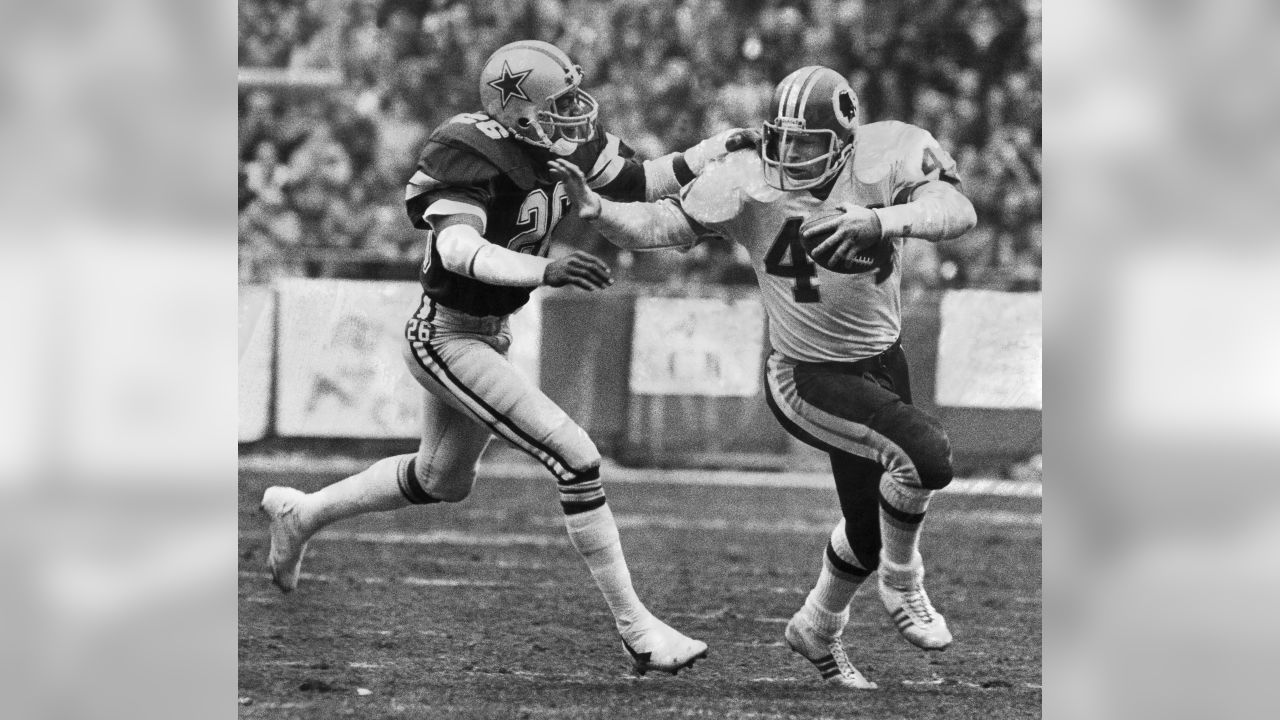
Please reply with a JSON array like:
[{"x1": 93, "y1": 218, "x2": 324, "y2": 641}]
[
  {"x1": 420, "y1": 114, "x2": 540, "y2": 190},
  {"x1": 679, "y1": 150, "x2": 780, "y2": 226},
  {"x1": 852, "y1": 121, "x2": 960, "y2": 190}
]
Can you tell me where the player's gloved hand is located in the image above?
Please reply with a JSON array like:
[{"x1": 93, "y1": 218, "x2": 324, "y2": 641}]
[
  {"x1": 682, "y1": 127, "x2": 761, "y2": 174},
  {"x1": 544, "y1": 250, "x2": 613, "y2": 291},
  {"x1": 804, "y1": 202, "x2": 884, "y2": 269},
  {"x1": 548, "y1": 159, "x2": 602, "y2": 220},
  {"x1": 722, "y1": 128, "x2": 762, "y2": 153}
]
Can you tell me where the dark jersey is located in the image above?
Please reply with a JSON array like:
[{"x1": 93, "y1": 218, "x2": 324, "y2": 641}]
[{"x1": 404, "y1": 112, "x2": 652, "y2": 317}]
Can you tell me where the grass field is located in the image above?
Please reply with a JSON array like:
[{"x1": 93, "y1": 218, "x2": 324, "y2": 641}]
[{"x1": 238, "y1": 463, "x2": 1041, "y2": 719}]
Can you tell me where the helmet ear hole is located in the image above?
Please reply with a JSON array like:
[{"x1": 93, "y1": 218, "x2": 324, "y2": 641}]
[{"x1": 516, "y1": 117, "x2": 532, "y2": 127}]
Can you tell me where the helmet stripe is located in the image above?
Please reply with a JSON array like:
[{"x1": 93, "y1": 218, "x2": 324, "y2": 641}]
[
  {"x1": 777, "y1": 77, "x2": 797, "y2": 119},
  {"x1": 784, "y1": 67, "x2": 822, "y2": 118},
  {"x1": 796, "y1": 68, "x2": 826, "y2": 123}
]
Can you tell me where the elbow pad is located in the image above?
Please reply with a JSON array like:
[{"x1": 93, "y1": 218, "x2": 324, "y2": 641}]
[
  {"x1": 642, "y1": 154, "x2": 682, "y2": 200},
  {"x1": 596, "y1": 197, "x2": 700, "y2": 251},
  {"x1": 436, "y1": 224, "x2": 549, "y2": 287},
  {"x1": 873, "y1": 182, "x2": 977, "y2": 241}
]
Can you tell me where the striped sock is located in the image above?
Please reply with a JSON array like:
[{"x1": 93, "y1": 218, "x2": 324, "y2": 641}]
[
  {"x1": 303, "y1": 454, "x2": 421, "y2": 530},
  {"x1": 806, "y1": 519, "x2": 873, "y2": 615},
  {"x1": 878, "y1": 475, "x2": 933, "y2": 567},
  {"x1": 563, "y1": 502, "x2": 650, "y2": 633},
  {"x1": 557, "y1": 466, "x2": 606, "y2": 515}
]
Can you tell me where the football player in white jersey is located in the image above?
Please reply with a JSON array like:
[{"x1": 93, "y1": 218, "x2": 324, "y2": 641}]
[
  {"x1": 259, "y1": 40, "x2": 755, "y2": 676},
  {"x1": 550, "y1": 65, "x2": 976, "y2": 689}
]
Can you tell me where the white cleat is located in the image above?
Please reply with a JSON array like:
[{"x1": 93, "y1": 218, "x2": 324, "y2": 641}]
[
  {"x1": 259, "y1": 486, "x2": 312, "y2": 593},
  {"x1": 621, "y1": 617, "x2": 709, "y2": 676},
  {"x1": 784, "y1": 611, "x2": 878, "y2": 690},
  {"x1": 879, "y1": 562, "x2": 952, "y2": 651}
]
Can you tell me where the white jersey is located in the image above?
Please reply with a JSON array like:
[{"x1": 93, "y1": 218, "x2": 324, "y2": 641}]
[{"x1": 679, "y1": 120, "x2": 959, "y2": 363}]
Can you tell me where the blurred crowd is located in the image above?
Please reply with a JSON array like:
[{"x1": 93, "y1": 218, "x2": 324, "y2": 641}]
[{"x1": 239, "y1": 0, "x2": 1041, "y2": 291}]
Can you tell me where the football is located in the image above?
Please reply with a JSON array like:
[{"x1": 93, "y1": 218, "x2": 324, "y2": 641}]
[{"x1": 799, "y1": 208, "x2": 876, "y2": 274}]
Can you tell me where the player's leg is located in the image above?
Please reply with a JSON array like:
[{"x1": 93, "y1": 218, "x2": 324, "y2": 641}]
[
  {"x1": 261, "y1": 387, "x2": 493, "y2": 593},
  {"x1": 766, "y1": 350, "x2": 954, "y2": 650},
  {"x1": 769, "y1": 385, "x2": 882, "y2": 686},
  {"x1": 405, "y1": 310, "x2": 706, "y2": 674}
]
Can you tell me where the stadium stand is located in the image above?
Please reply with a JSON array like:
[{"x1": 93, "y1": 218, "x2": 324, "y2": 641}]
[{"x1": 238, "y1": 0, "x2": 1040, "y2": 292}]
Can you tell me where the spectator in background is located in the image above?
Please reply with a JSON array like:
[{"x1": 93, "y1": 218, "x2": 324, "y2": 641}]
[
  {"x1": 243, "y1": 141, "x2": 292, "y2": 207},
  {"x1": 238, "y1": 0, "x2": 1041, "y2": 290},
  {"x1": 239, "y1": 90, "x2": 278, "y2": 161},
  {"x1": 707, "y1": 64, "x2": 773, "y2": 134},
  {"x1": 344, "y1": 0, "x2": 394, "y2": 85},
  {"x1": 286, "y1": 123, "x2": 353, "y2": 242},
  {"x1": 372, "y1": 93, "x2": 428, "y2": 190}
]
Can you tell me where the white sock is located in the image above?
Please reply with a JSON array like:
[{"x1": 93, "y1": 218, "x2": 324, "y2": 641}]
[
  {"x1": 879, "y1": 551, "x2": 926, "y2": 589},
  {"x1": 807, "y1": 520, "x2": 871, "y2": 614},
  {"x1": 563, "y1": 503, "x2": 651, "y2": 635},
  {"x1": 800, "y1": 602, "x2": 849, "y2": 638},
  {"x1": 302, "y1": 454, "x2": 417, "y2": 531},
  {"x1": 879, "y1": 477, "x2": 933, "y2": 566}
]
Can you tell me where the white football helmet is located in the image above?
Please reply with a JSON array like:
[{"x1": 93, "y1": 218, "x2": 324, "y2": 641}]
[
  {"x1": 478, "y1": 40, "x2": 599, "y2": 156},
  {"x1": 762, "y1": 66, "x2": 860, "y2": 190}
]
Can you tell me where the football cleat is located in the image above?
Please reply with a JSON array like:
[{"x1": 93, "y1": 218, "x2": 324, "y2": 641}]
[
  {"x1": 260, "y1": 486, "x2": 313, "y2": 593},
  {"x1": 621, "y1": 617, "x2": 709, "y2": 676},
  {"x1": 878, "y1": 562, "x2": 952, "y2": 651},
  {"x1": 784, "y1": 610, "x2": 878, "y2": 689}
]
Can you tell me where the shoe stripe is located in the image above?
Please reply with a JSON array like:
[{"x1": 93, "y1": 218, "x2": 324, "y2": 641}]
[
  {"x1": 821, "y1": 668, "x2": 842, "y2": 679},
  {"x1": 814, "y1": 660, "x2": 837, "y2": 671}
]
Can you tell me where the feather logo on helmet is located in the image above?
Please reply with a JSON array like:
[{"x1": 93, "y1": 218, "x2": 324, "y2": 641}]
[{"x1": 835, "y1": 89, "x2": 858, "y2": 129}]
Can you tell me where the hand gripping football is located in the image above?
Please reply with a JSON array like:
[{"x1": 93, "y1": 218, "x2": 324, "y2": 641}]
[{"x1": 800, "y1": 208, "x2": 878, "y2": 274}]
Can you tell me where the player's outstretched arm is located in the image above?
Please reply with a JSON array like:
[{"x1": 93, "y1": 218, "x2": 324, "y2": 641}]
[
  {"x1": 642, "y1": 128, "x2": 761, "y2": 199},
  {"x1": 433, "y1": 213, "x2": 612, "y2": 290},
  {"x1": 550, "y1": 159, "x2": 700, "y2": 251}
]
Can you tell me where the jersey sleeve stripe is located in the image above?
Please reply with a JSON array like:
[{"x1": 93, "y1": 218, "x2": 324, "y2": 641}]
[
  {"x1": 422, "y1": 199, "x2": 488, "y2": 232},
  {"x1": 586, "y1": 133, "x2": 625, "y2": 188},
  {"x1": 405, "y1": 169, "x2": 448, "y2": 201}
]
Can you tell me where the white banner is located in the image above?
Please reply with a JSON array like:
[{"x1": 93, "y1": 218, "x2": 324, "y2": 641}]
[
  {"x1": 238, "y1": 285, "x2": 274, "y2": 442},
  {"x1": 275, "y1": 279, "x2": 541, "y2": 438},
  {"x1": 629, "y1": 297, "x2": 764, "y2": 397},
  {"x1": 935, "y1": 290, "x2": 1042, "y2": 410}
]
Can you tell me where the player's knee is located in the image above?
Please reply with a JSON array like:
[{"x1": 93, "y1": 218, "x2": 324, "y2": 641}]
[
  {"x1": 417, "y1": 460, "x2": 479, "y2": 503},
  {"x1": 911, "y1": 423, "x2": 954, "y2": 490},
  {"x1": 877, "y1": 405, "x2": 954, "y2": 490},
  {"x1": 546, "y1": 417, "x2": 602, "y2": 478}
]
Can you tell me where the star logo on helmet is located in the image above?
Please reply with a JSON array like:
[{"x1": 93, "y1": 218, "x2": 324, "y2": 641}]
[{"x1": 487, "y1": 61, "x2": 533, "y2": 108}]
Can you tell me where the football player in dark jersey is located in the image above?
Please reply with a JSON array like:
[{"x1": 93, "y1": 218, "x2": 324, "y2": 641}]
[{"x1": 261, "y1": 40, "x2": 753, "y2": 675}]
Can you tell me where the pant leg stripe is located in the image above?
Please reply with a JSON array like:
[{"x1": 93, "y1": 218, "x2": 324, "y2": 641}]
[
  {"x1": 408, "y1": 339, "x2": 574, "y2": 482},
  {"x1": 764, "y1": 375, "x2": 842, "y2": 455},
  {"x1": 422, "y1": 340, "x2": 592, "y2": 479},
  {"x1": 766, "y1": 355, "x2": 918, "y2": 484}
]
